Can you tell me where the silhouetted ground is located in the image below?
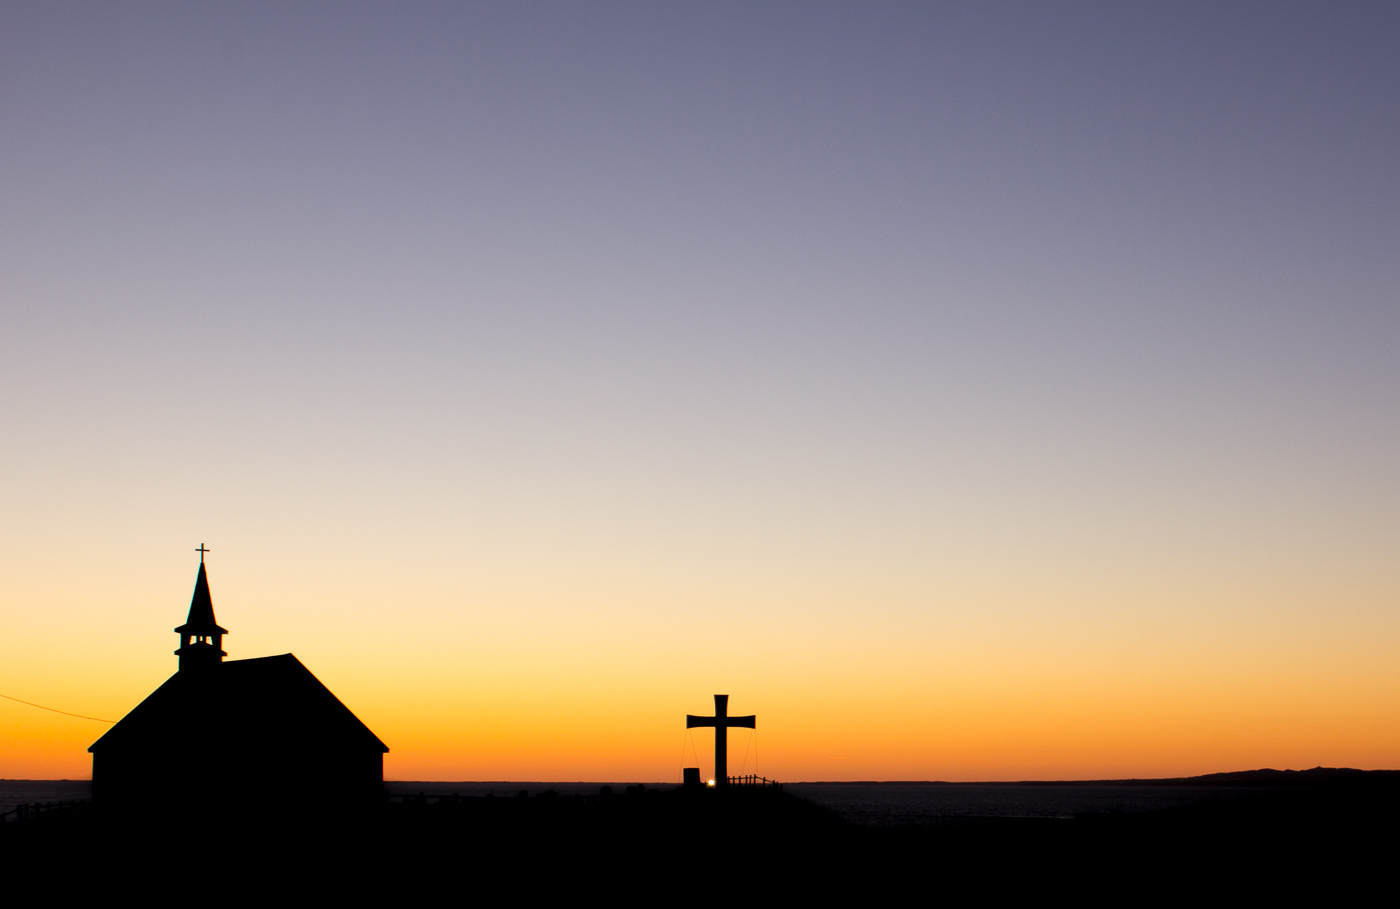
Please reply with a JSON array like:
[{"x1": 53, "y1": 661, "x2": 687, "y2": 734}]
[{"x1": 4, "y1": 773, "x2": 1397, "y2": 899}]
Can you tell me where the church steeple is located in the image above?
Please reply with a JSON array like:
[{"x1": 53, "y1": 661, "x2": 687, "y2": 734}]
[{"x1": 175, "y1": 551, "x2": 227, "y2": 670}]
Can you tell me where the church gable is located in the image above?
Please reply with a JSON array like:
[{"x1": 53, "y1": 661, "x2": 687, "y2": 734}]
[
  {"x1": 218, "y1": 654, "x2": 388, "y2": 753},
  {"x1": 90, "y1": 654, "x2": 386, "y2": 755},
  {"x1": 90, "y1": 558, "x2": 387, "y2": 759}
]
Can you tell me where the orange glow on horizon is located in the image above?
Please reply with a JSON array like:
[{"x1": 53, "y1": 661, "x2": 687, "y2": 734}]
[{"x1": 6, "y1": 576, "x2": 1398, "y2": 783}]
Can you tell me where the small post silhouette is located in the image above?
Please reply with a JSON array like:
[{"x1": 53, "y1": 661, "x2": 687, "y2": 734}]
[{"x1": 686, "y1": 694, "x2": 755, "y2": 788}]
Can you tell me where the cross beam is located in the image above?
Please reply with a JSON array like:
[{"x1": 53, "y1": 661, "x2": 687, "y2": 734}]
[{"x1": 686, "y1": 694, "x2": 755, "y2": 787}]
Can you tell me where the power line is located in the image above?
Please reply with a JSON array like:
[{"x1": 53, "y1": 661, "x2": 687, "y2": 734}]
[{"x1": 0, "y1": 693, "x2": 115, "y2": 723}]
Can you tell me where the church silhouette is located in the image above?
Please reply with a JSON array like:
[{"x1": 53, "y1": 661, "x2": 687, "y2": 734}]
[{"x1": 88, "y1": 555, "x2": 388, "y2": 815}]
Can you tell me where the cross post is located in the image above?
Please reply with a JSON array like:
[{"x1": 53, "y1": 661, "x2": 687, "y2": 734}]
[
  {"x1": 195, "y1": 544, "x2": 210, "y2": 564},
  {"x1": 686, "y1": 694, "x2": 756, "y2": 788}
]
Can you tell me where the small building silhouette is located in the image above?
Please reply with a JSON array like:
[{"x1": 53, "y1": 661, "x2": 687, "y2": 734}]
[{"x1": 89, "y1": 560, "x2": 388, "y2": 815}]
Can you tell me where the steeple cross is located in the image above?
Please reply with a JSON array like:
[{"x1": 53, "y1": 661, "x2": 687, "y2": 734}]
[
  {"x1": 195, "y1": 544, "x2": 210, "y2": 563},
  {"x1": 686, "y1": 694, "x2": 755, "y2": 788}
]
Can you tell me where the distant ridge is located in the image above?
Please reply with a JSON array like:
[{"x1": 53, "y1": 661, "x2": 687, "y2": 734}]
[
  {"x1": 798, "y1": 767, "x2": 1400, "y2": 787},
  {"x1": 1166, "y1": 767, "x2": 1400, "y2": 787}
]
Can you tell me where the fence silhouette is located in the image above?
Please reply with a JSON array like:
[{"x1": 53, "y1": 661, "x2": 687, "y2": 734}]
[{"x1": 1, "y1": 800, "x2": 90, "y2": 822}]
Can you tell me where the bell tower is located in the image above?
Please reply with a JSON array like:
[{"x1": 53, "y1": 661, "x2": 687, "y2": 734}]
[{"x1": 175, "y1": 546, "x2": 227, "y2": 671}]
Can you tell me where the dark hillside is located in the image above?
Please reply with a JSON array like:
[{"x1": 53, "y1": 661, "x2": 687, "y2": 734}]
[{"x1": 3, "y1": 776, "x2": 1397, "y2": 899}]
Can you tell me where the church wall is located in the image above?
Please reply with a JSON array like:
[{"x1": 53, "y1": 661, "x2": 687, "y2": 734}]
[{"x1": 92, "y1": 745, "x2": 385, "y2": 818}]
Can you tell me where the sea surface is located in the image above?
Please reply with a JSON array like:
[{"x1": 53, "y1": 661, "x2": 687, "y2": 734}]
[
  {"x1": 2, "y1": 779, "x2": 1258, "y2": 825},
  {"x1": 783, "y1": 782, "x2": 1257, "y2": 825},
  {"x1": 382, "y1": 780, "x2": 1258, "y2": 825},
  {"x1": 0, "y1": 780, "x2": 91, "y2": 815}
]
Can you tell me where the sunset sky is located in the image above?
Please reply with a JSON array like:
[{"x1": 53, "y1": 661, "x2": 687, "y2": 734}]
[{"x1": 3, "y1": 2, "x2": 1398, "y2": 782}]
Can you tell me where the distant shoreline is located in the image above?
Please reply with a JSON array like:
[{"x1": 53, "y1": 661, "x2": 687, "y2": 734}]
[{"x1": 5, "y1": 767, "x2": 1397, "y2": 787}]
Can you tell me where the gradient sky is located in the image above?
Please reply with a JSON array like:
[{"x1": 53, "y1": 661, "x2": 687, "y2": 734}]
[{"x1": 3, "y1": 2, "x2": 1398, "y2": 782}]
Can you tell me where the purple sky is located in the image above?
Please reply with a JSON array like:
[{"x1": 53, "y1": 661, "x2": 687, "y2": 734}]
[{"x1": 3, "y1": 2, "x2": 1398, "y2": 778}]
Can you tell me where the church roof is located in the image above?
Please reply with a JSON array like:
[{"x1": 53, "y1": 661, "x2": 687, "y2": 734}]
[
  {"x1": 174, "y1": 562, "x2": 228, "y2": 636},
  {"x1": 89, "y1": 654, "x2": 388, "y2": 755}
]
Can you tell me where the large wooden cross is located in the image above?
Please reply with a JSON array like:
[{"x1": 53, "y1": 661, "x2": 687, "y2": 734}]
[{"x1": 686, "y1": 694, "x2": 755, "y2": 788}]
